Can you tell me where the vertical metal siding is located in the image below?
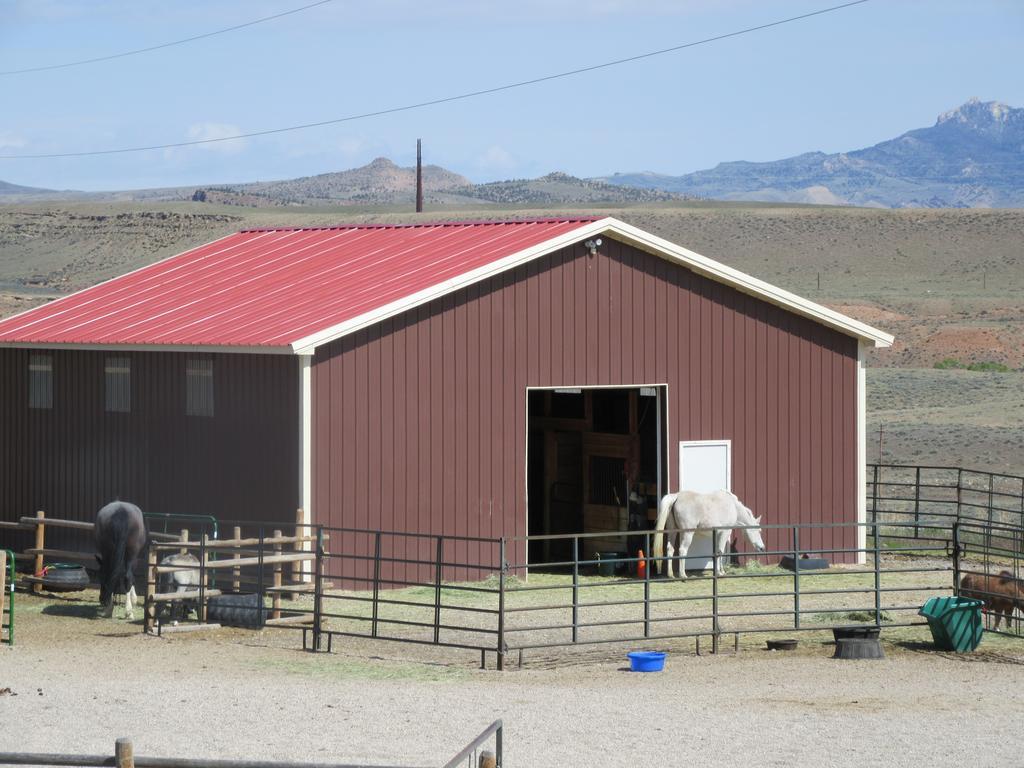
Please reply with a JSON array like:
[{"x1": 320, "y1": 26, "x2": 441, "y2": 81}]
[
  {"x1": 0, "y1": 350, "x2": 298, "y2": 552},
  {"x1": 312, "y1": 238, "x2": 859, "y2": 582}
]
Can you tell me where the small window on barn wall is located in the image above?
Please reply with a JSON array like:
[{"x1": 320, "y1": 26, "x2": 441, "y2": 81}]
[
  {"x1": 28, "y1": 353, "x2": 53, "y2": 409},
  {"x1": 186, "y1": 357, "x2": 214, "y2": 417},
  {"x1": 104, "y1": 356, "x2": 131, "y2": 413}
]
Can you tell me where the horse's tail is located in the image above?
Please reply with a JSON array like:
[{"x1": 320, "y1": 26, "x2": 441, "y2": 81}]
[
  {"x1": 107, "y1": 510, "x2": 130, "y2": 595},
  {"x1": 652, "y1": 494, "x2": 675, "y2": 576}
]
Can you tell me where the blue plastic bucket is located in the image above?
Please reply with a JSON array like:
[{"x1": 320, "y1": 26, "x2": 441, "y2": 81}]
[{"x1": 627, "y1": 651, "x2": 666, "y2": 672}]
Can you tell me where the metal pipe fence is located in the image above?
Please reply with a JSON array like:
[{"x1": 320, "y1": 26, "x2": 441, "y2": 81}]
[
  {"x1": 308, "y1": 520, "x2": 968, "y2": 668},
  {"x1": 954, "y1": 520, "x2": 1024, "y2": 638},
  {"x1": 315, "y1": 526, "x2": 504, "y2": 668},
  {"x1": 868, "y1": 464, "x2": 1024, "y2": 545},
  {"x1": 499, "y1": 521, "x2": 949, "y2": 660}
]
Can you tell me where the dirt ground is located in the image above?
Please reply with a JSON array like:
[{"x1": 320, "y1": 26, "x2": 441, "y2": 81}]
[{"x1": 3, "y1": 587, "x2": 1024, "y2": 767}]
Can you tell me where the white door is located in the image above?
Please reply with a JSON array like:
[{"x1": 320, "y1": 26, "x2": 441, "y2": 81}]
[{"x1": 678, "y1": 440, "x2": 732, "y2": 571}]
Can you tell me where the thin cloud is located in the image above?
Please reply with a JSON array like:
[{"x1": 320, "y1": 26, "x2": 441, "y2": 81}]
[
  {"x1": 186, "y1": 122, "x2": 248, "y2": 154},
  {"x1": 0, "y1": 132, "x2": 27, "y2": 150}
]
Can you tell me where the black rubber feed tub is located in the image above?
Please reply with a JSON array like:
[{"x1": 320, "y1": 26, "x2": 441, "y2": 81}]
[
  {"x1": 36, "y1": 563, "x2": 89, "y2": 592},
  {"x1": 766, "y1": 639, "x2": 798, "y2": 651},
  {"x1": 833, "y1": 638, "x2": 885, "y2": 659}
]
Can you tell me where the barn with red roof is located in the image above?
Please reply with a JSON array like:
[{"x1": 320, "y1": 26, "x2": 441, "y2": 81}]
[{"x1": 0, "y1": 217, "x2": 892, "y2": 569}]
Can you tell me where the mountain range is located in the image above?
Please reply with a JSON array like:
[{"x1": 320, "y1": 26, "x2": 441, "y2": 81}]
[
  {"x1": 600, "y1": 99, "x2": 1024, "y2": 208},
  {"x1": 1, "y1": 99, "x2": 1020, "y2": 208}
]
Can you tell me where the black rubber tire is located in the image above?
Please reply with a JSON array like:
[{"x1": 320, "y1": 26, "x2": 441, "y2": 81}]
[
  {"x1": 39, "y1": 564, "x2": 89, "y2": 592},
  {"x1": 206, "y1": 593, "x2": 267, "y2": 628}
]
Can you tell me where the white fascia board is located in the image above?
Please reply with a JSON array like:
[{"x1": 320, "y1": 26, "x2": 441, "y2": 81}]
[
  {"x1": 298, "y1": 353, "x2": 313, "y2": 581},
  {"x1": 856, "y1": 341, "x2": 867, "y2": 565},
  {"x1": 0, "y1": 341, "x2": 295, "y2": 355},
  {"x1": 601, "y1": 219, "x2": 895, "y2": 348},
  {"x1": 292, "y1": 216, "x2": 894, "y2": 354}
]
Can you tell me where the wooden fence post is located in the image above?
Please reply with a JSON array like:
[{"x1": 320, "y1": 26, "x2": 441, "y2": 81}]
[
  {"x1": 232, "y1": 525, "x2": 242, "y2": 592},
  {"x1": 144, "y1": 547, "x2": 157, "y2": 633},
  {"x1": 292, "y1": 508, "x2": 304, "y2": 591},
  {"x1": 199, "y1": 534, "x2": 210, "y2": 623},
  {"x1": 115, "y1": 737, "x2": 134, "y2": 768},
  {"x1": 272, "y1": 529, "x2": 282, "y2": 620},
  {"x1": 32, "y1": 511, "x2": 45, "y2": 594}
]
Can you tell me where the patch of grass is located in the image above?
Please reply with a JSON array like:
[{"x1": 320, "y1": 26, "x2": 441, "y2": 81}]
[
  {"x1": 966, "y1": 361, "x2": 1013, "y2": 372},
  {"x1": 933, "y1": 357, "x2": 1012, "y2": 372},
  {"x1": 811, "y1": 610, "x2": 894, "y2": 624}
]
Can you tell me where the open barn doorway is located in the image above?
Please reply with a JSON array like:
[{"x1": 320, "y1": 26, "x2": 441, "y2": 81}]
[{"x1": 527, "y1": 386, "x2": 666, "y2": 570}]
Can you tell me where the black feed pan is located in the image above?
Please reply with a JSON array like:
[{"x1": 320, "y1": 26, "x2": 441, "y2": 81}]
[
  {"x1": 766, "y1": 639, "x2": 798, "y2": 651},
  {"x1": 779, "y1": 555, "x2": 829, "y2": 571},
  {"x1": 833, "y1": 627, "x2": 880, "y2": 642}
]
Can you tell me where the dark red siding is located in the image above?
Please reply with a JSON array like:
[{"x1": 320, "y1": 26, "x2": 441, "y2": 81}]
[
  {"x1": 0, "y1": 350, "x2": 298, "y2": 552},
  {"x1": 312, "y1": 238, "x2": 859, "y2": 576}
]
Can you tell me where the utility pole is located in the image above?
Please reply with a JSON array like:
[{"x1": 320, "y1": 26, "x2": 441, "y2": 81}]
[{"x1": 415, "y1": 138, "x2": 423, "y2": 213}]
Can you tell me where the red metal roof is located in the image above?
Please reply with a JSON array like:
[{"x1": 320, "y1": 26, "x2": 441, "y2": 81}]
[{"x1": 0, "y1": 218, "x2": 599, "y2": 349}]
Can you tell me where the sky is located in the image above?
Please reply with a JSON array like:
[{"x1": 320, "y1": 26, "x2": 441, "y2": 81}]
[{"x1": 0, "y1": 0, "x2": 1022, "y2": 191}]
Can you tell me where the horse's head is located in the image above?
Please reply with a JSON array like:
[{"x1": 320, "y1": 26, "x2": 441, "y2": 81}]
[{"x1": 741, "y1": 509, "x2": 767, "y2": 553}]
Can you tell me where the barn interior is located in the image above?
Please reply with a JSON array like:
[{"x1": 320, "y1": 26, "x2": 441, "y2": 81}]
[{"x1": 527, "y1": 387, "x2": 665, "y2": 569}]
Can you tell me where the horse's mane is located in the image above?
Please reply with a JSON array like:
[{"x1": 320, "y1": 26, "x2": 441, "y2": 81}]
[{"x1": 734, "y1": 500, "x2": 757, "y2": 525}]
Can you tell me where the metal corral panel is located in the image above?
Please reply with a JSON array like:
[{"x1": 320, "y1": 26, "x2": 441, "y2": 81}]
[
  {"x1": 313, "y1": 238, "x2": 858, "y2": 582},
  {"x1": 0, "y1": 219, "x2": 597, "y2": 348},
  {"x1": 0, "y1": 350, "x2": 298, "y2": 552}
]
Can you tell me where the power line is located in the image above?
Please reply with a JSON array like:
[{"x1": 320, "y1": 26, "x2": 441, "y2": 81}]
[
  {"x1": 0, "y1": 0, "x2": 869, "y2": 160},
  {"x1": 0, "y1": 0, "x2": 336, "y2": 76}
]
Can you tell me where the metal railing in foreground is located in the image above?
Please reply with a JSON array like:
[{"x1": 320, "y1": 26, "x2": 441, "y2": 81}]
[
  {"x1": 501, "y1": 521, "x2": 949, "y2": 661},
  {"x1": 311, "y1": 520, "x2": 959, "y2": 669},
  {"x1": 315, "y1": 527, "x2": 503, "y2": 668},
  {"x1": 0, "y1": 721, "x2": 503, "y2": 768}
]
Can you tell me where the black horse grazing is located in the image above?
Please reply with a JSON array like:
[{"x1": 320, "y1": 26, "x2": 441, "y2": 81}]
[{"x1": 94, "y1": 501, "x2": 147, "y2": 620}]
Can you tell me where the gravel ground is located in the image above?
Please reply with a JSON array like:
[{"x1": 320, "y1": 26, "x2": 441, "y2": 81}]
[{"x1": 3, "y1": 592, "x2": 1024, "y2": 767}]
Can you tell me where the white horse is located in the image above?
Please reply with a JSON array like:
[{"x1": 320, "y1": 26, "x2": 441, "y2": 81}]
[
  {"x1": 653, "y1": 490, "x2": 766, "y2": 579},
  {"x1": 158, "y1": 552, "x2": 201, "y2": 624}
]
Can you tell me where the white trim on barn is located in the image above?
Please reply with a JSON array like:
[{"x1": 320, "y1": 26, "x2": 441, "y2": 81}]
[
  {"x1": 0, "y1": 341, "x2": 295, "y2": 355},
  {"x1": 600, "y1": 219, "x2": 895, "y2": 349},
  {"x1": 292, "y1": 217, "x2": 894, "y2": 355},
  {"x1": 298, "y1": 354, "x2": 313, "y2": 581},
  {"x1": 0, "y1": 342, "x2": 294, "y2": 354},
  {"x1": 856, "y1": 341, "x2": 868, "y2": 565}
]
